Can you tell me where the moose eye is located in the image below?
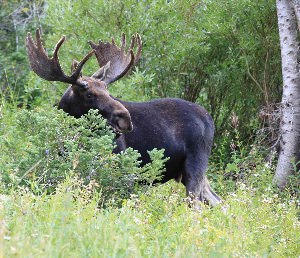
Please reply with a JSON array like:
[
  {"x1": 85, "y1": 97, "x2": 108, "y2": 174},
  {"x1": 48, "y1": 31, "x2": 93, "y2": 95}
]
[{"x1": 86, "y1": 93, "x2": 94, "y2": 99}]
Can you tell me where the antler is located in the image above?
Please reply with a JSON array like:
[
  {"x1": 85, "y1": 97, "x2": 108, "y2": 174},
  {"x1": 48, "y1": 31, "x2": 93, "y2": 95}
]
[
  {"x1": 26, "y1": 28, "x2": 94, "y2": 87},
  {"x1": 89, "y1": 33, "x2": 142, "y2": 85}
]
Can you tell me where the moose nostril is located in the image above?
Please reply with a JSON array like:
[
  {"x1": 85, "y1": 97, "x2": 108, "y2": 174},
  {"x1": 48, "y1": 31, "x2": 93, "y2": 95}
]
[
  {"x1": 113, "y1": 111, "x2": 132, "y2": 132},
  {"x1": 113, "y1": 111, "x2": 127, "y2": 120},
  {"x1": 113, "y1": 112, "x2": 124, "y2": 122}
]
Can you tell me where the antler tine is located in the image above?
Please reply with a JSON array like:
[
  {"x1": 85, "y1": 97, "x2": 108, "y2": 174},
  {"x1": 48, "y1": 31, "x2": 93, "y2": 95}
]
[
  {"x1": 52, "y1": 36, "x2": 66, "y2": 61},
  {"x1": 71, "y1": 49, "x2": 95, "y2": 80},
  {"x1": 35, "y1": 28, "x2": 49, "y2": 53},
  {"x1": 134, "y1": 33, "x2": 142, "y2": 66},
  {"x1": 89, "y1": 33, "x2": 143, "y2": 85},
  {"x1": 120, "y1": 33, "x2": 126, "y2": 54},
  {"x1": 125, "y1": 33, "x2": 142, "y2": 67},
  {"x1": 26, "y1": 28, "x2": 94, "y2": 86}
]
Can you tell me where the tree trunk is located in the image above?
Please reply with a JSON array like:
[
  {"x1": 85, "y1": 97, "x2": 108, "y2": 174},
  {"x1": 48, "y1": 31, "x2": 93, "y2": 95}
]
[
  {"x1": 274, "y1": 0, "x2": 300, "y2": 189},
  {"x1": 293, "y1": 0, "x2": 300, "y2": 27}
]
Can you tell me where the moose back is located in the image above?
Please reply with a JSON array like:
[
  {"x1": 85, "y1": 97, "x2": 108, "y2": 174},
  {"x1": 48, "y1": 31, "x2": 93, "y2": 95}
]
[{"x1": 26, "y1": 29, "x2": 221, "y2": 206}]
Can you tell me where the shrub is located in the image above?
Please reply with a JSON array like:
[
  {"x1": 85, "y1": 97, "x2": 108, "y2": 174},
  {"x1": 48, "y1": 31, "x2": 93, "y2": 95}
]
[{"x1": 0, "y1": 105, "x2": 167, "y2": 204}]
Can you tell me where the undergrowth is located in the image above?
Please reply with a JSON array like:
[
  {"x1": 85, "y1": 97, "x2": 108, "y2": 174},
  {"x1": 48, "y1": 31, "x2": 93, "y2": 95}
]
[
  {"x1": 0, "y1": 105, "x2": 167, "y2": 204},
  {"x1": 0, "y1": 102, "x2": 299, "y2": 257},
  {"x1": 0, "y1": 177, "x2": 299, "y2": 257}
]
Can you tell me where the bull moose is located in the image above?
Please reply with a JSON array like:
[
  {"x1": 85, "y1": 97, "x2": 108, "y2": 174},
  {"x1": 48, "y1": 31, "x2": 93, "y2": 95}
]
[{"x1": 26, "y1": 29, "x2": 221, "y2": 206}]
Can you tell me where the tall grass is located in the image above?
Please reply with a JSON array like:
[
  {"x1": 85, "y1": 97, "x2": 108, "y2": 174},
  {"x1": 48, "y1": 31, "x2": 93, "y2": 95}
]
[{"x1": 1, "y1": 177, "x2": 299, "y2": 257}]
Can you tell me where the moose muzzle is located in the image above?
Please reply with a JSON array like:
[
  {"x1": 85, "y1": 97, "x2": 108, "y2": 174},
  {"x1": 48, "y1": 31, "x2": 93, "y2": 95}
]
[{"x1": 110, "y1": 110, "x2": 133, "y2": 134}]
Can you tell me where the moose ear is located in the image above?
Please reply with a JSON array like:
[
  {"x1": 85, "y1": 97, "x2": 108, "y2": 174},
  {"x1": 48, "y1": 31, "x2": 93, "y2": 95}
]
[
  {"x1": 92, "y1": 61, "x2": 111, "y2": 83},
  {"x1": 71, "y1": 59, "x2": 82, "y2": 77}
]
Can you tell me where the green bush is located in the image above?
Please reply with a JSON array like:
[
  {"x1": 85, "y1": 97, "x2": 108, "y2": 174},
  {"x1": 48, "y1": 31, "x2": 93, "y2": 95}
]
[{"x1": 0, "y1": 106, "x2": 167, "y2": 204}]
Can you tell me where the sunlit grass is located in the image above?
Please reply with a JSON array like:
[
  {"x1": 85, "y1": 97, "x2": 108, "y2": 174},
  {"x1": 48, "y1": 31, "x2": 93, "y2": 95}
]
[{"x1": 1, "y1": 179, "x2": 299, "y2": 257}]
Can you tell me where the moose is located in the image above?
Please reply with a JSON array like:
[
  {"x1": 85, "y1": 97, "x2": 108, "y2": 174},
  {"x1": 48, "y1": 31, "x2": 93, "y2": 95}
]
[{"x1": 26, "y1": 29, "x2": 222, "y2": 206}]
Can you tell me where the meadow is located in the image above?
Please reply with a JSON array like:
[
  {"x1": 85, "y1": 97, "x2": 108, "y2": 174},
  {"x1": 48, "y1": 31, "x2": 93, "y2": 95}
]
[{"x1": 1, "y1": 176, "x2": 299, "y2": 257}]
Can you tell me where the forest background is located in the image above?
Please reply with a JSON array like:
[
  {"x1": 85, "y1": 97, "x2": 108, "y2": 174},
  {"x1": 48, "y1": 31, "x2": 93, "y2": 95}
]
[{"x1": 0, "y1": 0, "x2": 299, "y2": 257}]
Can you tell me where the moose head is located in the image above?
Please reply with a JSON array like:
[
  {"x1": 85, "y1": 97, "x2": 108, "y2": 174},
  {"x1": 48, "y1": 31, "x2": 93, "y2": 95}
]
[{"x1": 26, "y1": 29, "x2": 142, "y2": 134}]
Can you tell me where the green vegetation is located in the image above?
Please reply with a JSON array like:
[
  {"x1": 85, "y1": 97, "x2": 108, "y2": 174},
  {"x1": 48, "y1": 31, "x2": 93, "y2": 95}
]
[
  {"x1": 0, "y1": 0, "x2": 299, "y2": 257},
  {"x1": 0, "y1": 106, "x2": 166, "y2": 203},
  {"x1": 1, "y1": 177, "x2": 299, "y2": 257}
]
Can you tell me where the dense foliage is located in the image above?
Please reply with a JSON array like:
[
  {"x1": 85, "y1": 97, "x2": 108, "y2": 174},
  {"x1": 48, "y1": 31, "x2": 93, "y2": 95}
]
[
  {"x1": 39, "y1": 0, "x2": 281, "y2": 137},
  {"x1": 0, "y1": 0, "x2": 299, "y2": 257},
  {"x1": 0, "y1": 106, "x2": 167, "y2": 203},
  {"x1": 1, "y1": 0, "x2": 281, "y2": 137},
  {"x1": 0, "y1": 0, "x2": 44, "y2": 102}
]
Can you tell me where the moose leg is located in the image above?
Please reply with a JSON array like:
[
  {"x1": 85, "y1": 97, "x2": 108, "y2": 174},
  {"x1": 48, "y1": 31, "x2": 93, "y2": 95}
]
[
  {"x1": 183, "y1": 152, "x2": 222, "y2": 207},
  {"x1": 183, "y1": 153, "x2": 207, "y2": 204},
  {"x1": 202, "y1": 176, "x2": 222, "y2": 207}
]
